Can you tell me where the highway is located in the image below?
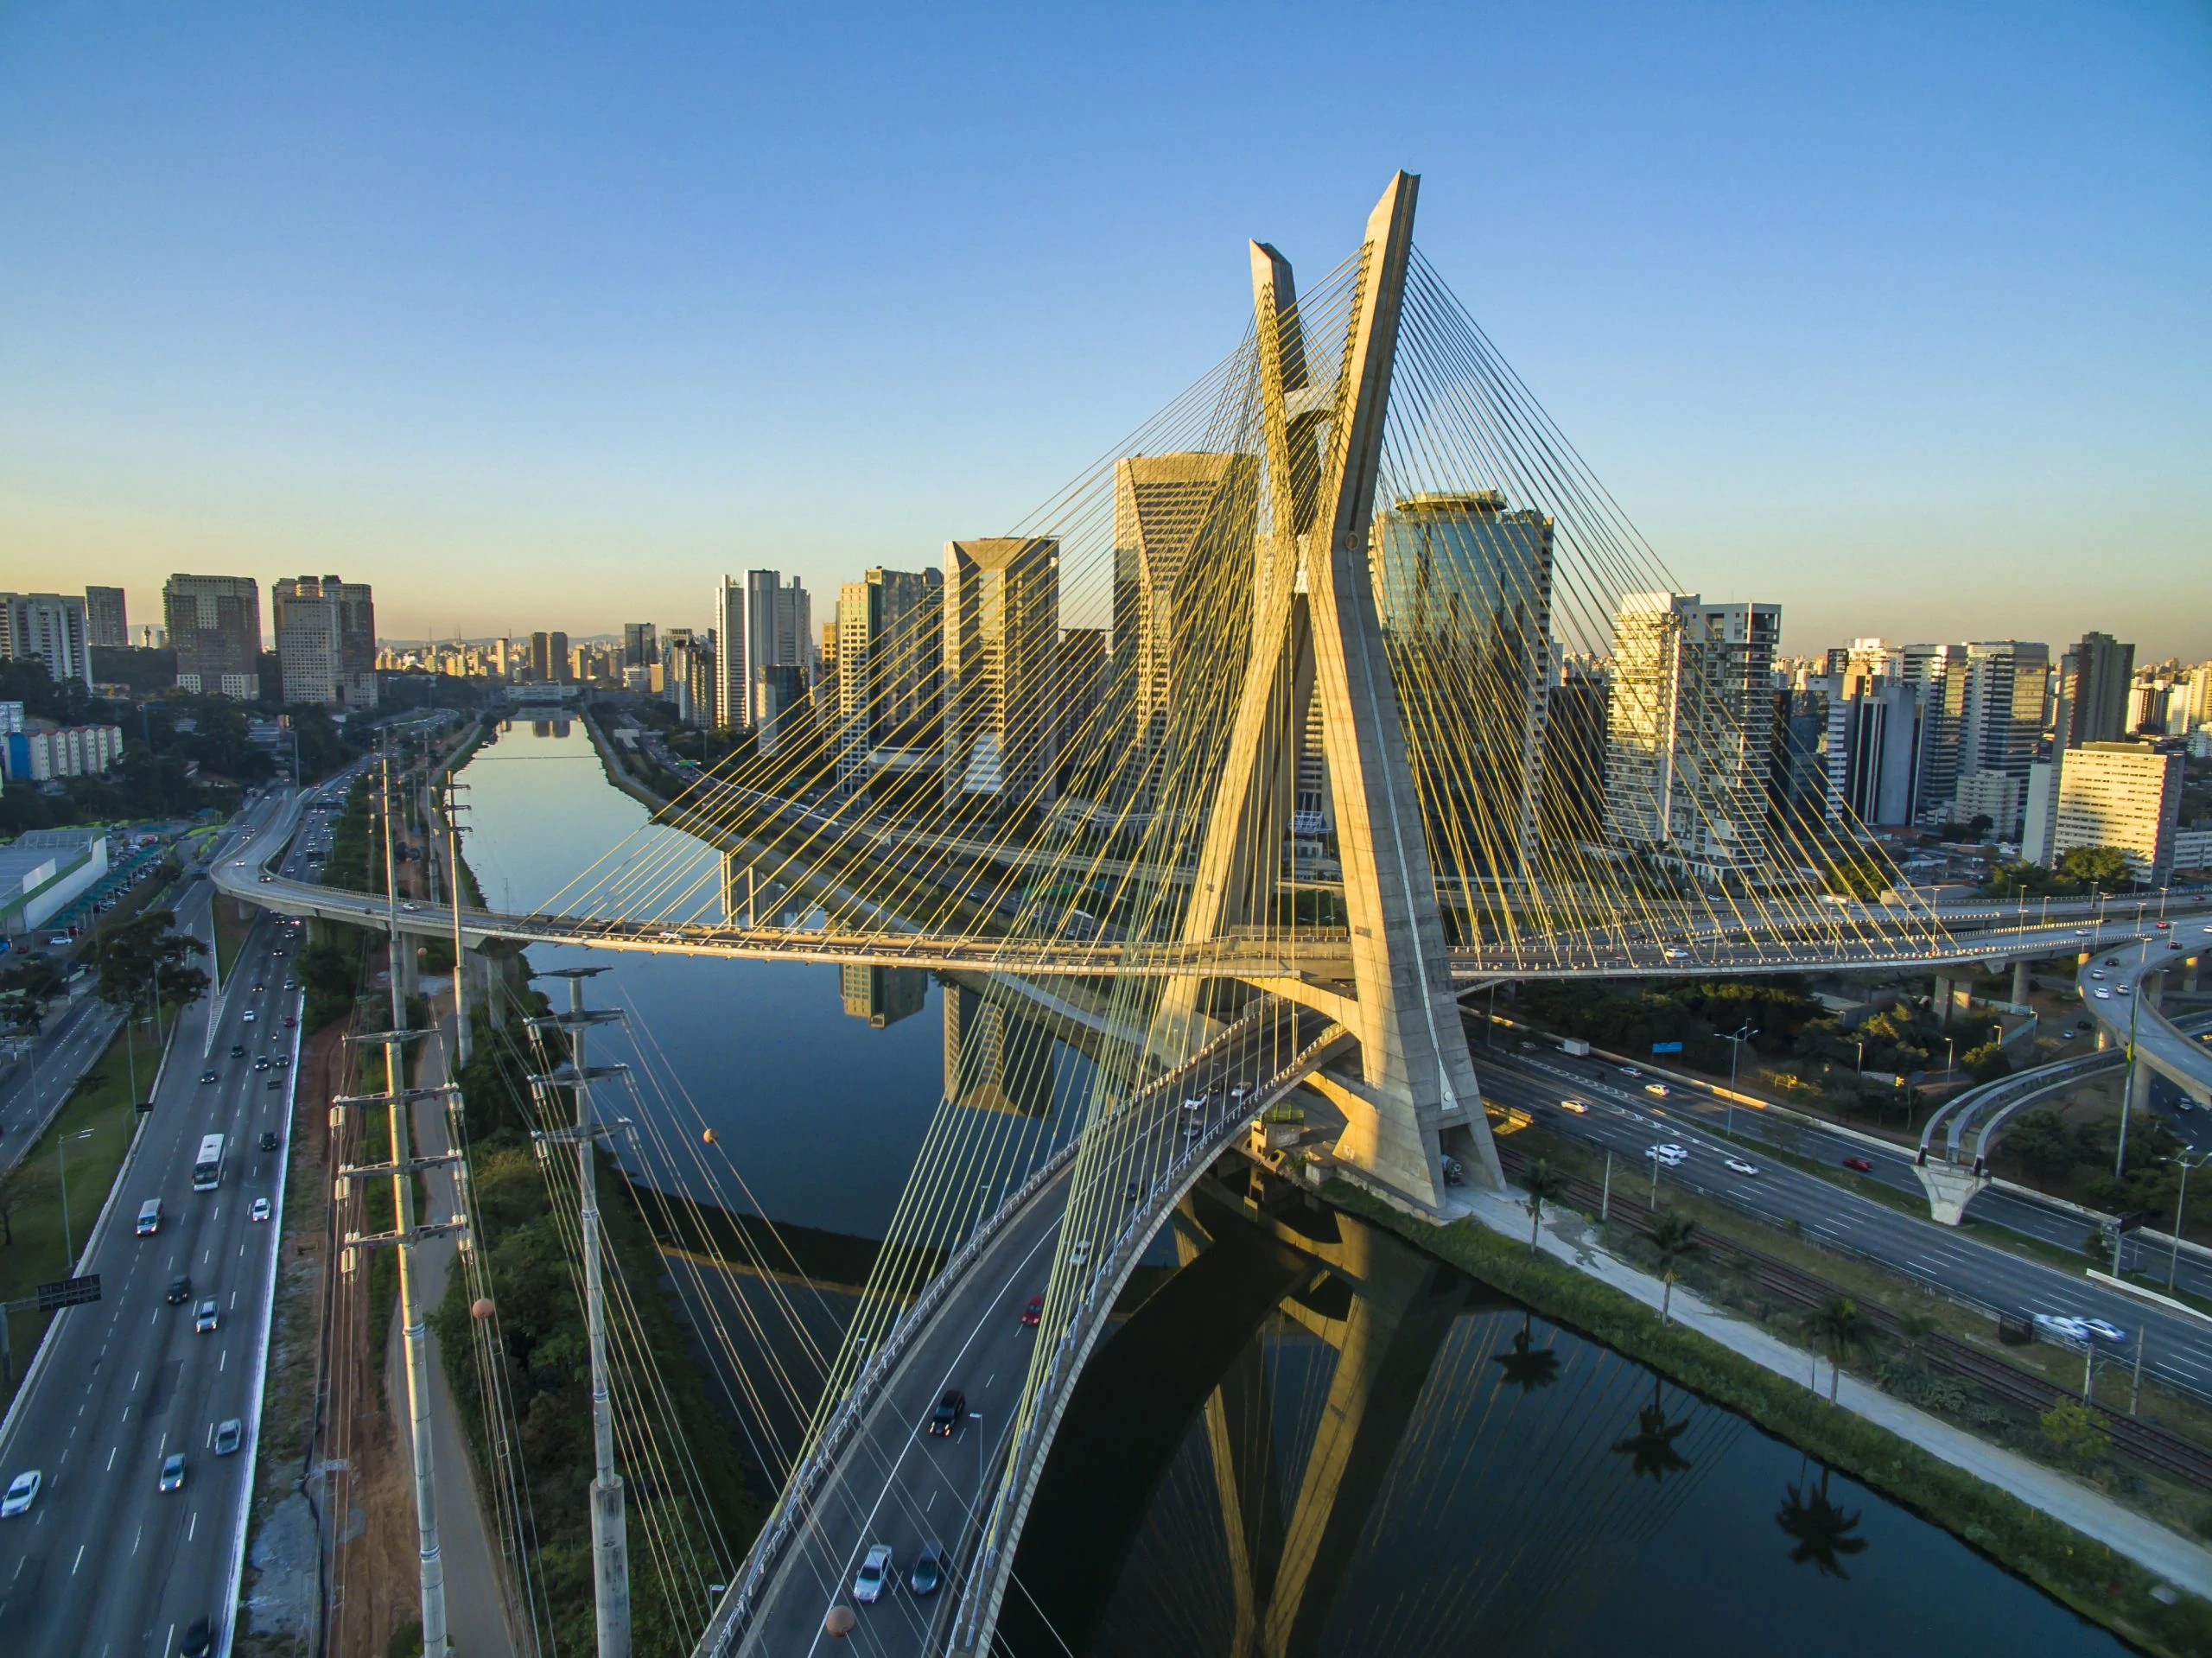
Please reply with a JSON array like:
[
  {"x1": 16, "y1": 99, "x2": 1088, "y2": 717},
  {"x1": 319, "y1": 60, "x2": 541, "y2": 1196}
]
[
  {"x1": 1470, "y1": 1043, "x2": 2212, "y2": 1406},
  {"x1": 0, "y1": 788, "x2": 313, "y2": 1658},
  {"x1": 0, "y1": 983, "x2": 122, "y2": 1173},
  {"x1": 2082, "y1": 920, "x2": 2212, "y2": 1106}
]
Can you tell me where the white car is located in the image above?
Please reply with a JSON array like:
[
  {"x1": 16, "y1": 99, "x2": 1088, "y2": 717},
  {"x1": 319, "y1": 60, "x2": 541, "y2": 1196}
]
[
  {"x1": 1558, "y1": 1098, "x2": 1588, "y2": 1115},
  {"x1": 1724, "y1": 1157, "x2": 1761, "y2": 1177},
  {"x1": 2082, "y1": 1318, "x2": 2129, "y2": 1345},
  {"x1": 1, "y1": 1470, "x2": 39, "y2": 1517},
  {"x1": 251, "y1": 1197, "x2": 272, "y2": 1223},
  {"x1": 1182, "y1": 1096, "x2": 1207, "y2": 1111},
  {"x1": 1070, "y1": 1238, "x2": 1094, "y2": 1267},
  {"x1": 1662, "y1": 949, "x2": 1688, "y2": 960},
  {"x1": 2032, "y1": 1313, "x2": 2092, "y2": 1345},
  {"x1": 1644, "y1": 1143, "x2": 1687, "y2": 1166},
  {"x1": 1619, "y1": 1065, "x2": 1642, "y2": 1079},
  {"x1": 853, "y1": 1542, "x2": 893, "y2": 1604},
  {"x1": 2094, "y1": 989, "x2": 2112, "y2": 1000}
]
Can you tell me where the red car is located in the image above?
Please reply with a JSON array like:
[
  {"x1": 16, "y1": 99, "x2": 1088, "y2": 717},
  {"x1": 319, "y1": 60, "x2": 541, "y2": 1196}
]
[
  {"x1": 1842, "y1": 1156, "x2": 1874, "y2": 1173},
  {"x1": 1020, "y1": 1295, "x2": 1044, "y2": 1328}
]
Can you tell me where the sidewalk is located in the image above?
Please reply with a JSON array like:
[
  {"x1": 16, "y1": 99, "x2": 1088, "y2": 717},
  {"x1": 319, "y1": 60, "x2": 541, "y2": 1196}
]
[{"x1": 1439, "y1": 1176, "x2": 2212, "y2": 1598}]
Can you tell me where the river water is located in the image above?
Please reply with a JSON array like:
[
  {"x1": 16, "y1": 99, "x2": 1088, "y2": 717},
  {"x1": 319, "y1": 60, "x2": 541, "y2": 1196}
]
[{"x1": 454, "y1": 715, "x2": 2127, "y2": 1657}]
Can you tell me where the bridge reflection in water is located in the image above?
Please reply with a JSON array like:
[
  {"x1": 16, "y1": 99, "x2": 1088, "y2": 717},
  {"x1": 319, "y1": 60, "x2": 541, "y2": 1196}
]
[{"x1": 995, "y1": 1172, "x2": 2127, "y2": 1658}]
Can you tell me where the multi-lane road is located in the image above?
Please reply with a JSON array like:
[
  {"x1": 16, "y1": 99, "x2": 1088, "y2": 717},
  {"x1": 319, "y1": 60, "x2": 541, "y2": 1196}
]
[
  {"x1": 1471, "y1": 1039, "x2": 2212, "y2": 1404},
  {"x1": 0, "y1": 982, "x2": 121, "y2": 1173},
  {"x1": 0, "y1": 789, "x2": 316, "y2": 1658}
]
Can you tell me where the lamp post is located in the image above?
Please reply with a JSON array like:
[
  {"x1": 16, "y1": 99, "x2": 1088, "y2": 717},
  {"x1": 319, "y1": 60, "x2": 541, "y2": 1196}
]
[
  {"x1": 56, "y1": 1128, "x2": 94, "y2": 1270},
  {"x1": 2171, "y1": 1153, "x2": 2207, "y2": 1293},
  {"x1": 1722, "y1": 1023, "x2": 1752, "y2": 1135}
]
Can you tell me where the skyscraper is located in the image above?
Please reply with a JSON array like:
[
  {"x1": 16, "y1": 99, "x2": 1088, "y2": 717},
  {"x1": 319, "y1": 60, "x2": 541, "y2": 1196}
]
[
  {"x1": 943, "y1": 537, "x2": 1059, "y2": 810},
  {"x1": 0, "y1": 594, "x2": 94, "y2": 689},
  {"x1": 2056, "y1": 632, "x2": 2134, "y2": 747},
  {"x1": 622, "y1": 622, "x2": 658, "y2": 672},
  {"x1": 1110, "y1": 452, "x2": 1261, "y2": 804},
  {"x1": 742, "y1": 571, "x2": 814, "y2": 727},
  {"x1": 273, "y1": 575, "x2": 378, "y2": 709},
  {"x1": 837, "y1": 567, "x2": 944, "y2": 796},
  {"x1": 1375, "y1": 490, "x2": 1552, "y2": 873},
  {"x1": 1604, "y1": 592, "x2": 1781, "y2": 880},
  {"x1": 163, "y1": 575, "x2": 261, "y2": 699},
  {"x1": 713, "y1": 575, "x2": 747, "y2": 729},
  {"x1": 85, "y1": 587, "x2": 129, "y2": 649}
]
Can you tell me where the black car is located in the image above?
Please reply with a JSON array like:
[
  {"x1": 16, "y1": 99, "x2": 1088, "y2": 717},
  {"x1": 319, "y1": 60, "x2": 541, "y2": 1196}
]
[
  {"x1": 260, "y1": 1131, "x2": 281, "y2": 1153},
  {"x1": 229, "y1": 1045, "x2": 246, "y2": 1059},
  {"x1": 253, "y1": 1058, "x2": 270, "y2": 1071},
  {"x1": 178, "y1": 1615, "x2": 213, "y2": 1656},
  {"x1": 199, "y1": 1069, "x2": 218, "y2": 1085},
  {"x1": 910, "y1": 1541, "x2": 945, "y2": 1597},
  {"x1": 927, "y1": 1389, "x2": 966, "y2": 1438},
  {"x1": 166, "y1": 1275, "x2": 191, "y2": 1305}
]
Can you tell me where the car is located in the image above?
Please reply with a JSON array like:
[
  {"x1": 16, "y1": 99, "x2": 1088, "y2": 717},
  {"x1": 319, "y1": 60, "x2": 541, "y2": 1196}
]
[
  {"x1": 137, "y1": 1199, "x2": 163, "y2": 1236},
  {"x1": 2116, "y1": 984, "x2": 2132, "y2": 996},
  {"x1": 1020, "y1": 1294, "x2": 1044, "y2": 1327},
  {"x1": 258, "y1": 873, "x2": 274, "y2": 884},
  {"x1": 1725, "y1": 1157, "x2": 1761, "y2": 1177},
  {"x1": 1643, "y1": 1143, "x2": 1686, "y2": 1166},
  {"x1": 2082, "y1": 1318, "x2": 2129, "y2": 1345},
  {"x1": 1228, "y1": 1083, "x2": 1251, "y2": 1102},
  {"x1": 242, "y1": 1010, "x2": 257, "y2": 1022},
  {"x1": 2107, "y1": 957, "x2": 2120, "y2": 966},
  {"x1": 1, "y1": 1470, "x2": 40, "y2": 1517},
  {"x1": 274, "y1": 1053, "x2": 290, "y2": 1069},
  {"x1": 251, "y1": 1197, "x2": 272, "y2": 1223},
  {"x1": 178, "y1": 1617, "x2": 215, "y2": 1658},
  {"x1": 1070, "y1": 1238, "x2": 1094, "y2": 1267},
  {"x1": 1619, "y1": 1065, "x2": 1642, "y2": 1079},
  {"x1": 1662, "y1": 948, "x2": 1688, "y2": 960},
  {"x1": 928, "y1": 1389, "x2": 967, "y2": 1438},
  {"x1": 853, "y1": 1542, "x2": 893, "y2": 1604},
  {"x1": 1643, "y1": 1083, "x2": 1669, "y2": 1098},
  {"x1": 282, "y1": 1014, "x2": 297, "y2": 1028},
  {"x1": 1182, "y1": 1095, "x2": 1207, "y2": 1111},
  {"x1": 910, "y1": 1540, "x2": 945, "y2": 1596},
  {"x1": 1517, "y1": 1039, "x2": 1535, "y2": 1051},
  {"x1": 195, "y1": 1299, "x2": 219, "y2": 1333},
  {"x1": 272, "y1": 946, "x2": 287, "y2": 956},
  {"x1": 260, "y1": 1130, "x2": 281, "y2": 1151},
  {"x1": 401, "y1": 900, "x2": 420, "y2": 912},
  {"x1": 2094, "y1": 988, "x2": 2113, "y2": 1000},
  {"x1": 167, "y1": 1274, "x2": 192, "y2": 1305},
  {"x1": 1558, "y1": 1098, "x2": 1588, "y2": 1114},
  {"x1": 249, "y1": 983, "x2": 264, "y2": 995},
  {"x1": 229, "y1": 1044, "x2": 247, "y2": 1058},
  {"x1": 200, "y1": 1069, "x2": 219, "y2": 1084},
  {"x1": 254, "y1": 1057, "x2": 271, "y2": 1071},
  {"x1": 1842, "y1": 1156, "x2": 1874, "y2": 1173},
  {"x1": 158, "y1": 1452, "x2": 187, "y2": 1493},
  {"x1": 2157, "y1": 921, "x2": 2171, "y2": 931},
  {"x1": 213, "y1": 1419, "x2": 244, "y2": 1457},
  {"x1": 2033, "y1": 1312, "x2": 2093, "y2": 1345},
  {"x1": 2090, "y1": 972, "x2": 2105, "y2": 981}
]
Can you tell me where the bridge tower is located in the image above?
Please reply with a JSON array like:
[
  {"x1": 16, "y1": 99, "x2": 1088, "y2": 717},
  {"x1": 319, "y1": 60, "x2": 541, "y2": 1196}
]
[{"x1": 1177, "y1": 172, "x2": 1501, "y2": 1208}]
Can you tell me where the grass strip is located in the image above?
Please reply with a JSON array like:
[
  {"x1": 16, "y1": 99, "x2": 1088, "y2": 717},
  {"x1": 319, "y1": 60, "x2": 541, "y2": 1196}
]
[{"x1": 1324, "y1": 1176, "x2": 2212, "y2": 1658}]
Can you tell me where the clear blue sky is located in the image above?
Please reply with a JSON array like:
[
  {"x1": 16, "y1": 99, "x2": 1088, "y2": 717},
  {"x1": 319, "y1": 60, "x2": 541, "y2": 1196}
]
[{"x1": 3, "y1": 2, "x2": 2206, "y2": 656}]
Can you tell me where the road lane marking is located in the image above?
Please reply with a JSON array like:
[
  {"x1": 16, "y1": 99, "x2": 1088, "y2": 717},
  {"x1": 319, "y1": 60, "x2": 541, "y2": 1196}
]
[
  {"x1": 107, "y1": 1447, "x2": 117, "y2": 1471},
  {"x1": 72, "y1": 1545, "x2": 84, "y2": 1575}
]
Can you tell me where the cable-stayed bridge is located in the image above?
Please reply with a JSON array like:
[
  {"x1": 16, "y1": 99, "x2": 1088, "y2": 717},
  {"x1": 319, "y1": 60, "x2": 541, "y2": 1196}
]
[{"x1": 213, "y1": 169, "x2": 2211, "y2": 1657}]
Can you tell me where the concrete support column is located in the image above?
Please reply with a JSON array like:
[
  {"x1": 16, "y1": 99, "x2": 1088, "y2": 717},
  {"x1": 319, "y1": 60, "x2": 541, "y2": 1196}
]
[
  {"x1": 1933, "y1": 975, "x2": 1952, "y2": 1026},
  {"x1": 2145, "y1": 971, "x2": 2164, "y2": 1012},
  {"x1": 2011, "y1": 959, "x2": 2031, "y2": 1007},
  {"x1": 2098, "y1": 1026, "x2": 2113, "y2": 1052},
  {"x1": 2187, "y1": 955, "x2": 2201, "y2": 995}
]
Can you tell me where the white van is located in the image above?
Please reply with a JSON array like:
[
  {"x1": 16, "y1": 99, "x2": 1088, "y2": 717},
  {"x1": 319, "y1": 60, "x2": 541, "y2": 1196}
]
[{"x1": 136, "y1": 1198, "x2": 163, "y2": 1236}]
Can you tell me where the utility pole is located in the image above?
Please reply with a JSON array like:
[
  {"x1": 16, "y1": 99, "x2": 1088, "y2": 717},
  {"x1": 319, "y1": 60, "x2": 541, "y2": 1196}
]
[
  {"x1": 528, "y1": 967, "x2": 632, "y2": 1658},
  {"x1": 444, "y1": 781, "x2": 472, "y2": 1069},
  {"x1": 330, "y1": 754, "x2": 461, "y2": 1658}
]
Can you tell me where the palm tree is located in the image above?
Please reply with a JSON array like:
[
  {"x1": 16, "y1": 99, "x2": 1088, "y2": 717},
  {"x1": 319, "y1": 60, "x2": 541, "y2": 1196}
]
[
  {"x1": 1894, "y1": 1308, "x2": 1939, "y2": 1370},
  {"x1": 1777, "y1": 1466, "x2": 1869, "y2": 1578},
  {"x1": 1522, "y1": 1158, "x2": 1571, "y2": 1255},
  {"x1": 1648, "y1": 1212, "x2": 1700, "y2": 1324},
  {"x1": 1612, "y1": 1376, "x2": 1693, "y2": 1483},
  {"x1": 1807, "y1": 1297, "x2": 1870, "y2": 1404},
  {"x1": 1493, "y1": 1312, "x2": 1560, "y2": 1395}
]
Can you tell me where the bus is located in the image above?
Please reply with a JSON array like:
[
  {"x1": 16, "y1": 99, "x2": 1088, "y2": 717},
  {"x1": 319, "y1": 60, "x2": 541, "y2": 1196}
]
[{"x1": 193, "y1": 1134, "x2": 226, "y2": 1192}]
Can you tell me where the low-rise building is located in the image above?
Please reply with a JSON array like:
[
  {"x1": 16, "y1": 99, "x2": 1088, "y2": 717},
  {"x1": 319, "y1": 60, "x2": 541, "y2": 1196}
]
[
  {"x1": 1, "y1": 723, "x2": 125, "y2": 783},
  {"x1": 0, "y1": 827, "x2": 109, "y2": 937}
]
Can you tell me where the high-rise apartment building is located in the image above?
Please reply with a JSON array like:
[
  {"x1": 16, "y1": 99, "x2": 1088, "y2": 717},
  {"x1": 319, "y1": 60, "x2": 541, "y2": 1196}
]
[
  {"x1": 1603, "y1": 592, "x2": 1781, "y2": 881},
  {"x1": 943, "y1": 537, "x2": 1059, "y2": 810},
  {"x1": 272, "y1": 575, "x2": 378, "y2": 709},
  {"x1": 662, "y1": 629, "x2": 715, "y2": 728},
  {"x1": 1954, "y1": 769, "x2": 2023, "y2": 839},
  {"x1": 1375, "y1": 491, "x2": 1552, "y2": 873},
  {"x1": 1891, "y1": 639, "x2": 2047, "y2": 823},
  {"x1": 163, "y1": 575, "x2": 261, "y2": 699},
  {"x1": 712, "y1": 576, "x2": 747, "y2": 729},
  {"x1": 2055, "y1": 632, "x2": 2134, "y2": 747},
  {"x1": 1824, "y1": 666, "x2": 1924, "y2": 828},
  {"x1": 1110, "y1": 452, "x2": 1261, "y2": 804},
  {"x1": 85, "y1": 587, "x2": 129, "y2": 650},
  {"x1": 837, "y1": 568, "x2": 944, "y2": 795},
  {"x1": 0, "y1": 594, "x2": 94, "y2": 690},
  {"x1": 741, "y1": 571, "x2": 814, "y2": 727},
  {"x1": 622, "y1": 622, "x2": 657, "y2": 672},
  {"x1": 2052, "y1": 742, "x2": 2183, "y2": 882}
]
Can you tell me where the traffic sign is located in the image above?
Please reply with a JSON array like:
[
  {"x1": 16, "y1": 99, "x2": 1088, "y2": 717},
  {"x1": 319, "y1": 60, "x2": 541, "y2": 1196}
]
[{"x1": 36, "y1": 1274, "x2": 100, "y2": 1312}]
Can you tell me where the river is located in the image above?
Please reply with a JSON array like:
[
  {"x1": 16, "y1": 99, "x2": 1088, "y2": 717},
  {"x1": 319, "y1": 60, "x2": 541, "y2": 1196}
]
[{"x1": 454, "y1": 714, "x2": 2127, "y2": 1657}]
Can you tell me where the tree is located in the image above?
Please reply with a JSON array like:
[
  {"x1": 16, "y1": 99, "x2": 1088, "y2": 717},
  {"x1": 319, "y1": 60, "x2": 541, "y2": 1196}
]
[
  {"x1": 1894, "y1": 1308, "x2": 1940, "y2": 1369},
  {"x1": 2054, "y1": 845, "x2": 2132, "y2": 890},
  {"x1": 1962, "y1": 1039, "x2": 2012, "y2": 1084},
  {"x1": 1522, "y1": 1158, "x2": 1570, "y2": 1255},
  {"x1": 1777, "y1": 1466, "x2": 1869, "y2": 1578},
  {"x1": 2003, "y1": 1108, "x2": 2082, "y2": 1185},
  {"x1": 1822, "y1": 854, "x2": 1896, "y2": 902},
  {"x1": 0, "y1": 958, "x2": 64, "y2": 1034},
  {"x1": 94, "y1": 911, "x2": 209, "y2": 1022},
  {"x1": 2038, "y1": 1398, "x2": 2112, "y2": 1464},
  {"x1": 1492, "y1": 1312, "x2": 1560, "y2": 1395},
  {"x1": 1807, "y1": 1297, "x2": 1871, "y2": 1404},
  {"x1": 1649, "y1": 1212, "x2": 1700, "y2": 1324},
  {"x1": 0, "y1": 1159, "x2": 53, "y2": 1247}
]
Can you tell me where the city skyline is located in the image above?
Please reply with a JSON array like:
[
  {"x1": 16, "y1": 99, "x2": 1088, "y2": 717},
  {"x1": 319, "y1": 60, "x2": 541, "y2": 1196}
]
[{"x1": 2, "y1": 4, "x2": 2207, "y2": 653}]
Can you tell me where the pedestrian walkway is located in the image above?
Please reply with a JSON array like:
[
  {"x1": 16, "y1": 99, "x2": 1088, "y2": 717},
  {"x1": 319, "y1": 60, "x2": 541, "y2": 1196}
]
[{"x1": 1440, "y1": 1178, "x2": 2212, "y2": 1598}]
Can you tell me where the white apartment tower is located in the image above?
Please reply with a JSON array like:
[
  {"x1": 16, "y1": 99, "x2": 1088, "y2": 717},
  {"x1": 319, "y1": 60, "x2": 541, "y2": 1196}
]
[
  {"x1": 1604, "y1": 592, "x2": 1781, "y2": 881},
  {"x1": 0, "y1": 594, "x2": 94, "y2": 690},
  {"x1": 2052, "y1": 742, "x2": 2183, "y2": 883}
]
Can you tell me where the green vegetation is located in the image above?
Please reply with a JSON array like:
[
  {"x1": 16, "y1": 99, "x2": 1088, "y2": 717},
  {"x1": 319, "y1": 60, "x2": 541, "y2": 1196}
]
[
  {"x1": 1325, "y1": 1179, "x2": 2212, "y2": 1657},
  {"x1": 1985, "y1": 845, "x2": 2139, "y2": 900},
  {"x1": 430, "y1": 1001, "x2": 763, "y2": 1656},
  {"x1": 1822, "y1": 851, "x2": 1898, "y2": 901}
]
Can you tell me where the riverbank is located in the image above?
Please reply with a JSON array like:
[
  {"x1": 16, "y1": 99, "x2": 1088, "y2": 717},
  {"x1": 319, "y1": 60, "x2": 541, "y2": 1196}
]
[
  {"x1": 580, "y1": 702, "x2": 675, "y2": 816},
  {"x1": 1324, "y1": 1172, "x2": 2212, "y2": 1657}
]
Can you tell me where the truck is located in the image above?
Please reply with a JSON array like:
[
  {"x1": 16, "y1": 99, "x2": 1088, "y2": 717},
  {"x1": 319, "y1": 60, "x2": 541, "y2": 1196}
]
[{"x1": 1560, "y1": 1038, "x2": 1591, "y2": 1058}]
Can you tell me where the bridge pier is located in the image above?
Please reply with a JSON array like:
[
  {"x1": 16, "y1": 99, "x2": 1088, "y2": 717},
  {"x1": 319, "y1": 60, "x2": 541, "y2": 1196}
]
[
  {"x1": 2012, "y1": 958, "x2": 2031, "y2": 1007},
  {"x1": 1911, "y1": 1157, "x2": 1989, "y2": 1226}
]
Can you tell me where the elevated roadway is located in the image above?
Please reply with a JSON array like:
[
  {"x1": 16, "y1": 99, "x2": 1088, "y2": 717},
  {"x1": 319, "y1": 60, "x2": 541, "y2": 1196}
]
[{"x1": 2080, "y1": 921, "x2": 2212, "y2": 1108}]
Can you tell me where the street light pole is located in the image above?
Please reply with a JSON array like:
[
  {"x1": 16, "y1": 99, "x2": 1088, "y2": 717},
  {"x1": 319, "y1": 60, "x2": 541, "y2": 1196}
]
[
  {"x1": 2171, "y1": 1153, "x2": 2203, "y2": 1293},
  {"x1": 1723, "y1": 1022, "x2": 1751, "y2": 1135},
  {"x1": 56, "y1": 1128, "x2": 94, "y2": 1269}
]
